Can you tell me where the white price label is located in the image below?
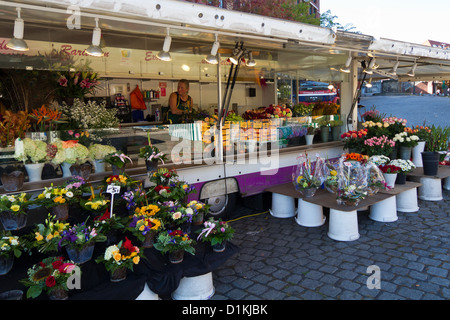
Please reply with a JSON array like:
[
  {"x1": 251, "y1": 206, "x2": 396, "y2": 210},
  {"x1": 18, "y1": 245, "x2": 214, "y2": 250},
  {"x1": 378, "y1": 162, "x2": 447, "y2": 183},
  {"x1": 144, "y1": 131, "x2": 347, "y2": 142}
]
[{"x1": 106, "y1": 185, "x2": 121, "y2": 194}]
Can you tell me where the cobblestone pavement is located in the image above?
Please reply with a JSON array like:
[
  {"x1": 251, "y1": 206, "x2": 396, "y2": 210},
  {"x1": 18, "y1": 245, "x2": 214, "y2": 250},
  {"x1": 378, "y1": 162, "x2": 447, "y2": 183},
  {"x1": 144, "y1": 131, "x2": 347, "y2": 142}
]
[{"x1": 211, "y1": 188, "x2": 450, "y2": 300}]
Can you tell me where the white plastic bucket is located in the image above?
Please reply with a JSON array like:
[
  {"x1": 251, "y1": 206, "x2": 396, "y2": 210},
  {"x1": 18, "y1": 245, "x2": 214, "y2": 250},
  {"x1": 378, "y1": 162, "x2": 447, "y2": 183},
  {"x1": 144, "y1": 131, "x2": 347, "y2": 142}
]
[
  {"x1": 369, "y1": 196, "x2": 398, "y2": 222},
  {"x1": 418, "y1": 177, "x2": 443, "y2": 201},
  {"x1": 412, "y1": 141, "x2": 425, "y2": 167},
  {"x1": 269, "y1": 193, "x2": 296, "y2": 218},
  {"x1": 327, "y1": 209, "x2": 360, "y2": 241},
  {"x1": 443, "y1": 177, "x2": 450, "y2": 191},
  {"x1": 171, "y1": 272, "x2": 215, "y2": 300},
  {"x1": 295, "y1": 199, "x2": 325, "y2": 227},
  {"x1": 135, "y1": 283, "x2": 159, "y2": 300},
  {"x1": 396, "y1": 188, "x2": 419, "y2": 212}
]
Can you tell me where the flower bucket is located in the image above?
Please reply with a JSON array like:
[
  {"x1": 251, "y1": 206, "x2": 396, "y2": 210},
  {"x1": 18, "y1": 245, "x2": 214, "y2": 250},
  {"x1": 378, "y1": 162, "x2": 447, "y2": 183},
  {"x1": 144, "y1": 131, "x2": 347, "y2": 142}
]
[
  {"x1": 412, "y1": 141, "x2": 425, "y2": 167},
  {"x1": 212, "y1": 241, "x2": 226, "y2": 253},
  {"x1": 0, "y1": 254, "x2": 14, "y2": 275},
  {"x1": 395, "y1": 173, "x2": 406, "y2": 185},
  {"x1": 399, "y1": 146, "x2": 412, "y2": 160},
  {"x1": 300, "y1": 188, "x2": 317, "y2": 198},
  {"x1": 168, "y1": 250, "x2": 185, "y2": 264},
  {"x1": 171, "y1": 272, "x2": 215, "y2": 300},
  {"x1": 0, "y1": 210, "x2": 27, "y2": 231},
  {"x1": 331, "y1": 126, "x2": 341, "y2": 141},
  {"x1": 70, "y1": 162, "x2": 92, "y2": 180},
  {"x1": 320, "y1": 126, "x2": 329, "y2": 142},
  {"x1": 305, "y1": 134, "x2": 314, "y2": 145},
  {"x1": 421, "y1": 151, "x2": 440, "y2": 176},
  {"x1": 61, "y1": 162, "x2": 72, "y2": 178},
  {"x1": 111, "y1": 164, "x2": 125, "y2": 175},
  {"x1": 48, "y1": 286, "x2": 69, "y2": 300},
  {"x1": 66, "y1": 242, "x2": 95, "y2": 264},
  {"x1": 51, "y1": 203, "x2": 69, "y2": 221},
  {"x1": 383, "y1": 173, "x2": 397, "y2": 189},
  {"x1": 141, "y1": 232, "x2": 156, "y2": 248},
  {"x1": 24, "y1": 163, "x2": 44, "y2": 182},
  {"x1": 110, "y1": 267, "x2": 127, "y2": 282},
  {"x1": 1, "y1": 171, "x2": 24, "y2": 192},
  {"x1": 192, "y1": 212, "x2": 204, "y2": 225},
  {"x1": 93, "y1": 159, "x2": 105, "y2": 173},
  {"x1": 145, "y1": 160, "x2": 158, "y2": 173}
]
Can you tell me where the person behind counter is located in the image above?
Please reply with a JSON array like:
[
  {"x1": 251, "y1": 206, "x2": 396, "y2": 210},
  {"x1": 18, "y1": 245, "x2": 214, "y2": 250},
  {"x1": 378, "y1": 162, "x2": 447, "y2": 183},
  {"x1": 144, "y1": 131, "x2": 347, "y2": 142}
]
[{"x1": 168, "y1": 79, "x2": 193, "y2": 124}]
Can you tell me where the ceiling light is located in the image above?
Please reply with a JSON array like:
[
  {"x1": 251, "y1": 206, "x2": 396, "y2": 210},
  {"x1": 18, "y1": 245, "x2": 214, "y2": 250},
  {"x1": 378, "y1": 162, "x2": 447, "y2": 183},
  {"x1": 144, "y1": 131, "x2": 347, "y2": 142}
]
[
  {"x1": 365, "y1": 78, "x2": 373, "y2": 88},
  {"x1": 86, "y1": 17, "x2": 103, "y2": 57},
  {"x1": 246, "y1": 50, "x2": 256, "y2": 67},
  {"x1": 229, "y1": 43, "x2": 243, "y2": 65},
  {"x1": 157, "y1": 28, "x2": 172, "y2": 62},
  {"x1": 6, "y1": 8, "x2": 29, "y2": 51},
  {"x1": 407, "y1": 61, "x2": 417, "y2": 77},
  {"x1": 388, "y1": 60, "x2": 400, "y2": 75},
  {"x1": 206, "y1": 35, "x2": 220, "y2": 65},
  {"x1": 339, "y1": 53, "x2": 352, "y2": 73},
  {"x1": 363, "y1": 58, "x2": 376, "y2": 74}
]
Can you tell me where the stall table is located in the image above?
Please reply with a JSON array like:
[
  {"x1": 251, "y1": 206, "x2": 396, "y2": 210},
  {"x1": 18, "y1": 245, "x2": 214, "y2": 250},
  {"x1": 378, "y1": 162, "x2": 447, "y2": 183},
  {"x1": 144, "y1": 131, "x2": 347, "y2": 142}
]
[
  {"x1": 378, "y1": 181, "x2": 422, "y2": 213},
  {"x1": 407, "y1": 166, "x2": 450, "y2": 201}
]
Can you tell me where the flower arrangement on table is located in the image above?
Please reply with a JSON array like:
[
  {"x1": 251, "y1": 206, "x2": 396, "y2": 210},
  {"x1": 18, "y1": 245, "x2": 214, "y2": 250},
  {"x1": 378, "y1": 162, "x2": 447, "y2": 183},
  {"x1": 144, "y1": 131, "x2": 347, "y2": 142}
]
[
  {"x1": 139, "y1": 132, "x2": 168, "y2": 164},
  {"x1": 392, "y1": 131, "x2": 420, "y2": 148},
  {"x1": 364, "y1": 161, "x2": 386, "y2": 195},
  {"x1": 292, "y1": 153, "x2": 325, "y2": 197},
  {"x1": 63, "y1": 175, "x2": 91, "y2": 198},
  {"x1": 0, "y1": 232, "x2": 23, "y2": 259},
  {"x1": 127, "y1": 215, "x2": 163, "y2": 245},
  {"x1": 56, "y1": 70, "x2": 100, "y2": 98},
  {"x1": 378, "y1": 164, "x2": 401, "y2": 174},
  {"x1": 389, "y1": 159, "x2": 416, "y2": 174},
  {"x1": 14, "y1": 138, "x2": 48, "y2": 164},
  {"x1": 196, "y1": 218, "x2": 235, "y2": 249},
  {"x1": 383, "y1": 116, "x2": 407, "y2": 137},
  {"x1": 95, "y1": 237, "x2": 142, "y2": 273},
  {"x1": 58, "y1": 222, "x2": 106, "y2": 253},
  {"x1": 368, "y1": 155, "x2": 391, "y2": 166},
  {"x1": 103, "y1": 152, "x2": 133, "y2": 173},
  {"x1": 122, "y1": 186, "x2": 147, "y2": 211},
  {"x1": 186, "y1": 200, "x2": 210, "y2": 225},
  {"x1": 28, "y1": 105, "x2": 66, "y2": 132},
  {"x1": 0, "y1": 192, "x2": 31, "y2": 216},
  {"x1": 361, "y1": 120, "x2": 390, "y2": 137},
  {"x1": 29, "y1": 214, "x2": 70, "y2": 254},
  {"x1": 149, "y1": 168, "x2": 179, "y2": 186},
  {"x1": 20, "y1": 256, "x2": 78, "y2": 299},
  {"x1": 340, "y1": 129, "x2": 368, "y2": 152},
  {"x1": 335, "y1": 155, "x2": 368, "y2": 206},
  {"x1": 407, "y1": 125, "x2": 431, "y2": 142},
  {"x1": 162, "y1": 205, "x2": 196, "y2": 229},
  {"x1": 51, "y1": 139, "x2": 90, "y2": 165},
  {"x1": 101, "y1": 173, "x2": 139, "y2": 191},
  {"x1": 80, "y1": 194, "x2": 110, "y2": 215},
  {"x1": 36, "y1": 184, "x2": 76, "y2": 209},
  {"x1": 362, "y1": 135, "x2": 396, "y2": 157},
  {"x1": 324, "y1": 160, "x2": 339, "y2": 194},
  {"x1": 88, "y1": 143, "x2": 117, "y2": 161},
  {"x1": 153, "y1": 229, "x2": 196, "y2": 256}
]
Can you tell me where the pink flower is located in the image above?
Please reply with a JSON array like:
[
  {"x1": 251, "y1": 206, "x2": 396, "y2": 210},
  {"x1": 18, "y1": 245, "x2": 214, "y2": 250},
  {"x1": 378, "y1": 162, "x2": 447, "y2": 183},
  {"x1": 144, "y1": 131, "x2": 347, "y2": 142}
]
[{"x1": 59, "y1": 76, "x2": 68, "y2": 87}]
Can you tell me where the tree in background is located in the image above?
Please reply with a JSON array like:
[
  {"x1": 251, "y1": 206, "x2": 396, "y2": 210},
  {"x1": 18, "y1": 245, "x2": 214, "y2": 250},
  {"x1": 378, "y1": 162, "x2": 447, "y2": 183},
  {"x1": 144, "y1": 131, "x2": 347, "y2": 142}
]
[{"x1": 320, "y1": 9, "x2": 358, "y2": 32}]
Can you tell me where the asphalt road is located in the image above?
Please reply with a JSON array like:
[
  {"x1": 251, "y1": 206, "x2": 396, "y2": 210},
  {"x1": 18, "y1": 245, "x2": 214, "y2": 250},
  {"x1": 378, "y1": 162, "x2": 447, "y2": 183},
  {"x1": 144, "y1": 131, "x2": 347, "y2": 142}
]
[{"x1": 359, "y1": 95, "x2": 450, "y2": 128}]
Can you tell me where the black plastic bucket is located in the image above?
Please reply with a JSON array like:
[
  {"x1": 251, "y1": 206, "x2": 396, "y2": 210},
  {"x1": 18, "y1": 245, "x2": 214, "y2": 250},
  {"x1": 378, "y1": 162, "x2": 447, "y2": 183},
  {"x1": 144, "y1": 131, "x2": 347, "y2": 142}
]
[{"x1": 421, "y1": 152, "x2": 440, "y2": 176}]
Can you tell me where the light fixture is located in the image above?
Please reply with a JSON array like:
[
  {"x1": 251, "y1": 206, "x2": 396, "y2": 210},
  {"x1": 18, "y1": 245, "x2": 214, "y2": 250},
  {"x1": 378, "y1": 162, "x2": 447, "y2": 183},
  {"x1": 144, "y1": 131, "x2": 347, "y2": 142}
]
[
  {"x1": 407, "y1": 61, "x2": 417, "y2": 77},
  {"x1": 363, "y1": 58, "x2": 376, "y2": 74},
  {"x1": 365, "y1": 78, "x2": 373, "y2": 88},
  {"x1": 388, "y1": 60, "x2": 400, "y2": 75},
  {"x1": 6, "y1": 7, "x2": 29, "y2": 51},
  {"x1": 157, "y1": 28, "x2": 172, "y2": 62},
  {"x1": 339, "y1": 53, "x2": 352, "y2": 73},
  {"x1": 206, "y1": 34, "x2": 220, "y2": 64},
  {"x1": 86, "y1": 17, "x2": 103, "y2": 57},
  {"x1": 229, "y1": 43, "x2": 243, "y2": 65},
  {"x1": 246, "y1": 50, "x2": 256, "y2": 67}
]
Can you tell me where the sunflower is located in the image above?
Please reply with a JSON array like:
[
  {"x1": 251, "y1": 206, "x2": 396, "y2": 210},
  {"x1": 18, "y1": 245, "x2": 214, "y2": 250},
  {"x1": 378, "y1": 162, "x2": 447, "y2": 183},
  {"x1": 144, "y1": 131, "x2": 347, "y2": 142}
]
[{"x1": 31, "y1": 267, "x2": 52, "y2": 282}]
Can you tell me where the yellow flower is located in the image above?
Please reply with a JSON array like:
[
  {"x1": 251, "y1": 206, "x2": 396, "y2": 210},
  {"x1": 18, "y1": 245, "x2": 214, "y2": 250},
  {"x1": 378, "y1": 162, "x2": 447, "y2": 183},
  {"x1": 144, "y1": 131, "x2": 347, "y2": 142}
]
[
  {"x1": 54, "y1": 196, "x2": 66, "y2": 204},
  {"x1": 139, "y1": 225, "x2": 145, "y2": 231},
  {"x1": 330, "y1": 170, "x2": 337, "y2": 176},
  {"x1": 296, "y1": 176, "x2": 303, "y2": 183},
  {"x1": 10, "y1": 204, "x2": 20, "y2": 212},
  {"x1": 113, "y1": 252, "x2": 121, "y2": 262},
  {"x1": 35, "y1": 232, "x2": 43, "y2": 241},
  {"x1": 132, "y1": 256, "x2": 140, "y2": 264},
  {"x1": 46, "y1": 233, "x2": 54, "y2": 241}
]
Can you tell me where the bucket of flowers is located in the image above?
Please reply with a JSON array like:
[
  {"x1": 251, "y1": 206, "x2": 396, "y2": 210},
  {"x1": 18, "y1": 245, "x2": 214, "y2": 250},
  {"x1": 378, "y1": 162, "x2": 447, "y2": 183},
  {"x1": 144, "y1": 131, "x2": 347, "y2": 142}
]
[
  {"x1": 63, "y1": 175, "x2": 90, "y2": 198},
  {"x1": 58, "y1": 221, "x2": 106, "y2": 264},
  {"x1": 362, "y1": 135, "x2": 396, "y2": 157},
  {"x1": 196, "y1": 218, "x2": 235, "y2": 253},
  {"x1": 186, "y1": 200, "x2": 211, "y2": 225},
  {"x1": 127, "y1": 215, "x2": 163, "y2": 248},
  {"x1": 389, "y1": 159, "x2": 416, "y2": 185},
  {"x1": 88, "y1": 143, "x2": 117, "y2": 173},
  {"x1": 292, "y1": 153, "x2": 325, "y2": 198},
  {"x1": 36, "y1": 184, "x2": 76, "y2": 221},
  {"x1": 377, "y1": 163, "x2": 401, "y2": 189},
  {"x1": 27, "y1": 213, "x2": 69, "y2": 255},
  {"x1": 0, "y1": 232, "x2": 23, "y2": 275},
  {"x1": 340, "y1": 129, "x2": 368, "y2": 153},
  {"x1": 14, "y1": 137, "x2": 48, "y2": 182},
  {"x1": 80, "y1": 193, "x2": 110, "y2": 219},
  {"x1": 139, "y1": 132, "x2": 168, "y2": 173},
  {"x1": 20, "y1": 256, "x2": 78, "y2": 300},
  {"x1": 103, "y1": 152, "x2": 133, "y2": 175},
  {"x1": 154, "y1": 229, "x2": 196, "y2": 264},
  {"x1": 95, "y1": 237, "x2": 143, "y2": 282},
  {"x1": 0, "y1": 192, "x2": 32, "y2": 231}
]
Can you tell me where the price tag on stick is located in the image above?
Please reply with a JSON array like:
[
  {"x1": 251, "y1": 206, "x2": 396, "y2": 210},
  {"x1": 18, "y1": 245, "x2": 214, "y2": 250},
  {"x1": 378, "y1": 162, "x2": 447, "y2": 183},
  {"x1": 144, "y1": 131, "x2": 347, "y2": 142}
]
[{"x1": 106, "y1": 185, "x2": 121, "y2": 218}]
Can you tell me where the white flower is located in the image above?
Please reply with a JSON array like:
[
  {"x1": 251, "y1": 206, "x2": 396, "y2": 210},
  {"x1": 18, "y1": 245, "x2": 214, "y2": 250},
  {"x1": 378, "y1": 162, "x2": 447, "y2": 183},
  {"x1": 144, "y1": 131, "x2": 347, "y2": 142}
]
[
  {"x1": 66, "y1": 191, "x2": 74, "y2": 198},
  {"x1": 104, "y1": 245, "x2": 119, "y2": 260}
]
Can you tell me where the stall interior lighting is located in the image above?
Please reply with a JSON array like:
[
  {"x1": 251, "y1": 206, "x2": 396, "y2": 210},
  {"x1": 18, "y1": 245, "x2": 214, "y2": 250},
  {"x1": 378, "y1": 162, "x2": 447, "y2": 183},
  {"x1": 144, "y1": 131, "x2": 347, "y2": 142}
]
[
  {"x1": 229, "y1": 42, "x2": 244, "y2": 65},
  {"x1": 6, "y1": 7, "x2": 29, "y2": 51},
  {"x1": 407, "y1": 61, "x2": 417, "y2": 77},
  {"x1": 388, "y1": 60, "x2": 400, "y2": 76},
  {"x1": 339, "y1": 53, "x2": 352, "y2": 73},
  {"x1": 365, "y1": 77, "x2": 373, "y2": 88},
  {"x1": 157, "y1": 28, "x2": 172, "y2": 62},
  {"x1": 206, "y1": 34, "x2": 220, "y2": 64},
  {"x1": 246, "y1": 50, "x2": 256, "y2": 67},
  {"x1": 86, "y1": 17, "x2": 103, "y2": 57}
]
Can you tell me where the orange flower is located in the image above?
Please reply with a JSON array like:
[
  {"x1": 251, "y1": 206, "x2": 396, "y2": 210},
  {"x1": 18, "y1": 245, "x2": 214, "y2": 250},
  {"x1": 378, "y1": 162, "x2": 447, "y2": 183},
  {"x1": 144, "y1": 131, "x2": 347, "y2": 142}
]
[{"x1": 62, "y1": 140, "x2": 79, "y2": 149}]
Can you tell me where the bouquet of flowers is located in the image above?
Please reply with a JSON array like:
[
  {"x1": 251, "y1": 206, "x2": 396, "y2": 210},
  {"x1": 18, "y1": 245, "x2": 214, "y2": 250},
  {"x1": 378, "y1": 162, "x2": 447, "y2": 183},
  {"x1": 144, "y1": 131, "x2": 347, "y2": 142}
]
[
  {"x1": 186, "y1": 200, "x2": 210, "y2": 224},
  {"x1": 0, "y1": 192, "x2": 31, "y2": 216},
  {"x1": 336, "y1": 155, "x2": 368, "y2": 206},
  {"x1": 360, "y1": 108, "x2": 383, "y2": 122},
  {"x1": 56, "y1": 70, "x2": 100, "y2": 98},
  {"x1": 340, "y1": 129, "x2": 368, "y2": 151},
  {"x1": 324, "y1": 159, "x2": 339, "y2": 193},
  {"x1": 378, "y1": 164, "x2": 401, "y2": 174},
  {"x1": 103, "y1": 152, "x2": 133, "y2": 169},
  {"x1": 154, "y1": 229, "x2": 196, "y2": 256},
  {"x1": 0, "y1": 232, "x2": 23, "y2": 259},
  {"x1": 292, "y1": 153, "x2": 325, "y2": 197},
  {"x1": 127, "y1": 215, "x2": 163, "y2": 243},
  {"x1": 196, "y1": 218, "x2": 235, "y2": 247},
  {"x1": 28, "y1": 214, "x2": 69, "y2": 254},
  {"x1": 14, "y1": 138, "x2": 48, "y2": 163},
  {"x1": 58, "y1": 222, "x2": 106, "y2": 251},
  {"x1": 36, "y1": 184, "x2": 76, "y2": 209},
  {"x1": 132, "y1": 204, "x2": 161, "y2": 218},
  {"x1": 58, "y1": 99, "x2": 120, "y2": 129},
  {"x1": 121, "y1": 187, "x2": 147, "y2": 211},
  {"x1": 51, "y1": 139, "x2": 90, "y2": 165},
  {"x1": 383, "y1": 116, "x2": 407, "y2": 136},
  {"x1": 95, "y1": 237, "x2": 142, "y2": 272},
  {"x1": 364, "y1": 161, "x2": 386, "y2": 195},
  {"x1": 20, "y1": 256, "x2": 78, "y2": 299},
  {"x1": 368, "y1": 155, "x2": 390, "y2": 166},
  {"x1": 408, "y1": 125, "x2": 431, "y2": 141},
  {"x1": 149, "y1": 168, "x2": 179, "y2": 186},
  {"x1": 80, "y1": 194, "x2": 110, "y2": 214},
  {"x1": 389, "y1": 159, "x2": 416, "y2": 174},
  {"x1": 28, "y1": 105, "x2": 65, "y2": 132},
  {"x1": 361, "y1": 120, "x2": 390, "y2": 137},
  {"x1": 362, "y1": 135, "x2": 396, "y2": 157},
  {"x1": 101, "y1": 173, "x2": 139, "y2": 190},
  {"x1": 392, "y1": 131, "x2": 420, "y2": 148},
  {"x1": 88, "y1": 143, "x2": 117, "y2": 161},
  {"x1": 63, "y1": 175, "x2": 91, "y2": 197}
]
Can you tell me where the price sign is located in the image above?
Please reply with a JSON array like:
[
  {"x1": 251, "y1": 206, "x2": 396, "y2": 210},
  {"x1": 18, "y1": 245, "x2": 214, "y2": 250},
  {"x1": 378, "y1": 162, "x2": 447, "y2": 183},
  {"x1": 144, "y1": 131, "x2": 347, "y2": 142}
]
[{"x1": 106, "y1": 185, "x2": 121, "y2": 218}]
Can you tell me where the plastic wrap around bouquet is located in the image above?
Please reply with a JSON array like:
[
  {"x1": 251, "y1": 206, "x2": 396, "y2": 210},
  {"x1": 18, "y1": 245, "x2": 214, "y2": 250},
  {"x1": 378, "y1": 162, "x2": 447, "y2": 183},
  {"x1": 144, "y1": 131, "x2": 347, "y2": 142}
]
[
  {"x1": 292, "y1": 153, "x2": 325, "y2": 198},
  {"x1": 336, "y1": 155, "x2": 369, "y2": 206},
  {"x1": 364, "y1": 161, "x2": 386, "y2": 195}
]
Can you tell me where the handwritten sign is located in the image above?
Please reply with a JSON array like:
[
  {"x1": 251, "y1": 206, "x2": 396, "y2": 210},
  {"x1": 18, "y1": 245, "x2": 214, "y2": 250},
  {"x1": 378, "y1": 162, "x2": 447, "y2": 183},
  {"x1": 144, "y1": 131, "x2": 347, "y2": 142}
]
[{"x1": 106, "y1": 185, "x2": 121, "y2": 218}]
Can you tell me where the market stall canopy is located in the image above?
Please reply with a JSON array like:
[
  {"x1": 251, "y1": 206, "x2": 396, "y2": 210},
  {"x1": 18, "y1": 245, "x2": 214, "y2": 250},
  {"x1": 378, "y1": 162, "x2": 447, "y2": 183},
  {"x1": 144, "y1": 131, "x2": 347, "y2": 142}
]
[{"x1": 0, "y1": 0, "x2": 449, "y2": 82}]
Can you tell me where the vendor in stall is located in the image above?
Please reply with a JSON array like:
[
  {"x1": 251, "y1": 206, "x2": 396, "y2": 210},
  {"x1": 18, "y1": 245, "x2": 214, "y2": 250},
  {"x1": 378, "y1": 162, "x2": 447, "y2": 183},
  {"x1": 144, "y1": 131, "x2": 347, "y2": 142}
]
[{"x1": 168, "y1": 79, "x2": 193, "y2": 124}]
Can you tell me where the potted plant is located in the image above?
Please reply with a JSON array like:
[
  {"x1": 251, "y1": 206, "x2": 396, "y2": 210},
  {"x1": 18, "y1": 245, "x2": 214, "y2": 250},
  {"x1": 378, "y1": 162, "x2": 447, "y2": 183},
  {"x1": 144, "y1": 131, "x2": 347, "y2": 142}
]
[
  {"x1": 59, "y1": 222, "x2": 106, "y2": 264},
  {"x1": 149, "y1": 168, "x2": 179, "y2": 186},
  {"x1": 362, "y1": 135, "x2": 396, "y2": 157},
  {"x1": 80, "y1": 194, "x2": 110, "y2": 219},
  {"x1": 36, "y1": 184, "x2": 76, "y2": 221},
  {"x1": 329, "y1": 119, "x2": 344, "y2": 141},
  {"x1": 14, "y1": 137, "x2": 49, "y2": 182},
  {"x1": 0, "y1": 232, "x2": 23, "y2": 275},
  {"x1": 305, "y1": 125, "x2": 317, "y2": 145},
  {"x1": 0, "y1": 192, "x2": 32, "y2": 231},
  {"x1": 421, "y1": 125, "x2": 450, "y2": 175},
  {"x1": 153, "y1": 229, "x2": 196, "y2": 264},
  {"x1": 196, "y1": 218, "x2": 235, "y2": 252},
  {"x1": 139, "y1": 132, "x2": 168, "y2": 173},
  {"x1": 409, "y1": 125, "x2": 431, "y2": 167},
  {"x1": 103, "y1": 152, "x2": 133, "y2": 175},
  {"x1": 28, "y1": 213, "x2": 69, "y2": 255},
  {"x1": 51, "y1": 139, "x2": 91, "y2": 178},
  {"x1": 20, "y1": 256, "x2": 78, "y2": 300},
  {"x1": 389, "y1": 159, "x2": 416, "y2": 184},
  {"x1": 378, "y1": 164, "x2": 401, "y2": 189},
  {"x1": 186, "y1": 200, "x2": 210, "y2": 225},
  {"x1": 318, "y1": 119, "x2": 331, "y2": 142},
  {"x1": 340, "y1": 129, "x2": 368, "y2": 153},
  {"x1": 95, "y1": 237, "x2": 142, "y2": 282},
  {"x1": 88, "y1": 143, "x2": 117, "y2": 173},
  {"x1": 127, "y1": 215, "x2": 163, "y2": 248}
]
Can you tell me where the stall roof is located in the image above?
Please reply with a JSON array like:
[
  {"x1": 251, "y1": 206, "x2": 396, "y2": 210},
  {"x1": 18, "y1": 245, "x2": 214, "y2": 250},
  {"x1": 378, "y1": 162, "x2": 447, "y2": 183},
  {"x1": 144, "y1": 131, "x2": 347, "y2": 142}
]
[{"x1": 1, "y1": 0, "x2": 450, "y2": 81}]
